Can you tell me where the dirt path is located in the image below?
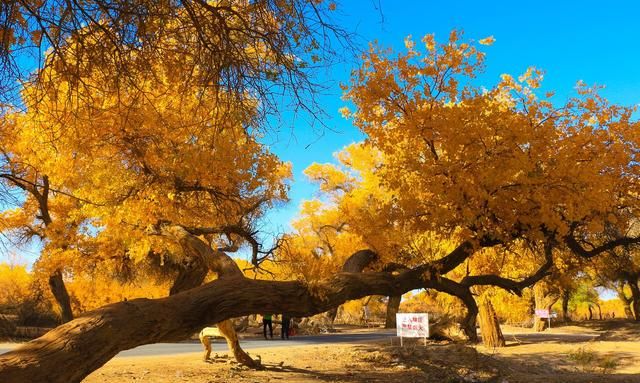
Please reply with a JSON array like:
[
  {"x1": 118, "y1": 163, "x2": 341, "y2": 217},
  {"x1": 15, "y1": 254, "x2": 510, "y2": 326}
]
[
  {"x1": 480, "y1": 321, "x2": 640, "y2": 382},
  {"x1": 81, "y1": 321, "x2": 640, "y2": 382}
]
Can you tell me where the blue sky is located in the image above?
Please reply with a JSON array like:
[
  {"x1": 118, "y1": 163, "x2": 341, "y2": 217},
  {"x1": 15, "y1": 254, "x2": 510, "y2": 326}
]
[
  {"x1": 4, "y1": 1, "x2": 640, "y2": 278},
  {"x1": 264, "y1": 0, "x2": 640, "y2": 234}
]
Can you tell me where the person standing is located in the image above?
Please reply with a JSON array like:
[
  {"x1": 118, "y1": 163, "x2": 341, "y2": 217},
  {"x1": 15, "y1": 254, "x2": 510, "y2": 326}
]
[
  {"x1": 281, "y1": 314, "x2": 291, "y2": 340},
  {"x1": 262, "y1": 314, "x2": 273, "y2": 339}
]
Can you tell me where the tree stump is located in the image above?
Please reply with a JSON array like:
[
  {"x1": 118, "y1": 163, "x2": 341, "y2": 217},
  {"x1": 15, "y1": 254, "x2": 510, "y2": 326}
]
[{"x1": 478, "y1": 296, "x2": 505, "y2": 348}]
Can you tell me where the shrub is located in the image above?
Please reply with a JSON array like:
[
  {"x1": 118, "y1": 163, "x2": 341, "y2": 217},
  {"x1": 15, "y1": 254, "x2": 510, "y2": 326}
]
[{"x1": 567, "y1": 346, "x2": 619, "y2": 374}]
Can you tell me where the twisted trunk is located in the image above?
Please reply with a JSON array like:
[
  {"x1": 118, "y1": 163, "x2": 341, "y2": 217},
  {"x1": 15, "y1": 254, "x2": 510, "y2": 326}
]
[
  {"x1": 0, "y1": 260, "x2": 435, "y2": 382},
  {"x1": 461, "y1": 299, "x2": 479, "y2": 342},
  {"x1": 48, "y1": 270, "x2": 73, "y2": 324},
  {"x1": 164, "y1": 227, "x2": 258, "y2": 368},
  {"x1": 478, "y1": 296, "x2": 505, "y2": 348},
  {"x1": 616, "y1": 282, "x2": 634, "y2": 319},
  {"x1": 628, "y1": 278, "x2": 640, "y2": 321},
  {"x1": 384, "y1": 295, "x2": 402, "y2": 329},
  {"x1": 0, "y1": 231, "x2": 559, "y2": 382},
  {"x1": 424, "y1": 277, "x2": 478, "y2": 342},
  {"x1": 533, "y1": 282, "x2": 558, "y2": 332},
  {"x1": 624, "y1": 303, "x2": 634, "y2": 320},
  {"x1": 326, "y1": 250, "x2": 378, "y2": 324},
  {"x1": 169, "y1": 264, "x2": 209, "y2": 296},
  {"x1": 20, "y1": 176, "x2": 73, "y2": 324},
  {"x1": 561, "y1": 289, "x2": 571, "y2": 322}
]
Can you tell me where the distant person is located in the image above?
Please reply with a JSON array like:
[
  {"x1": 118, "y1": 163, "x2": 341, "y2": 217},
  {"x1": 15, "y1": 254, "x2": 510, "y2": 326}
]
[
  {"x1": 263, "y1": 314, "x2": 273, "y2": 339},
  {"x1": 281, "y1": 314, "x2": 292, "y2": 340}
]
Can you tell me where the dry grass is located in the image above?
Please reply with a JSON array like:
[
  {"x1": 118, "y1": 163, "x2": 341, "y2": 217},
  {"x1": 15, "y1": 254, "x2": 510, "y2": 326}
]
[{"x1": 27, "y1": 320, "x2": 640, "y2": 382}]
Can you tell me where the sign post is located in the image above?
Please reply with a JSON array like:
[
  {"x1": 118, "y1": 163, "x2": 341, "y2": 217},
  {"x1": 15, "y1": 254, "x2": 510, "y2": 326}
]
[{"x1": 396, "y1": 313, "x2": 429, "y2": 347}]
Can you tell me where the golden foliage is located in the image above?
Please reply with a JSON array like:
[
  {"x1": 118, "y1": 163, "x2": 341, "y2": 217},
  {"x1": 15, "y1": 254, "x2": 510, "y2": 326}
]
[
  {"x1": 0, "y1": 20, "x2": 293, "y2": 284},
  {"x1": 342, "y1": 31, "x2": 639, "y2": 246},
  {"x1": 65, "y1": 270, "x2": 169, "y2": 313},
  {"x1": 0, "y1": 263, "x2": 32, "y2": 308}
]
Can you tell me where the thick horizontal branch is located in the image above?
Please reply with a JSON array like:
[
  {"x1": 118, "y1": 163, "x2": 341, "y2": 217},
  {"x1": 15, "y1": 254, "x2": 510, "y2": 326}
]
[
  {"x1": 182, "y1": 223, "x2": 263, "y2": 265},
  {"x1": 460, "y1": 243, "x2": 554, "y2": 296},
  {"x1": 431, "y1": 236, "x2": 501, "y2": 275},
  {"x1": 564, "y1": 234, "x2": 640, "y2": 258},
  {"x1": 0, "y1": 265, "x2": 429, "y2": 383}
]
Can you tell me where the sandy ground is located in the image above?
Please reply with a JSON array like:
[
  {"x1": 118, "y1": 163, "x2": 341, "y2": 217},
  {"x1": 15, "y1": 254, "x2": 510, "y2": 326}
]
[
  {"x1": 79, "y1": 320, "x2": 640, "y2": 383},
  {"x1": 1, "y1": 321, "x2": 636, "y2": 382},
  {"x1": 480, "y1": 322, "x2": 640, "y2": 382}
]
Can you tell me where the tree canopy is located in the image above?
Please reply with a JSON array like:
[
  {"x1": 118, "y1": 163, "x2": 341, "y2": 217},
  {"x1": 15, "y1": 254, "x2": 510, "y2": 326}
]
[{"x1": 2, "y1": 10, "x2": 640, "y2": 383}]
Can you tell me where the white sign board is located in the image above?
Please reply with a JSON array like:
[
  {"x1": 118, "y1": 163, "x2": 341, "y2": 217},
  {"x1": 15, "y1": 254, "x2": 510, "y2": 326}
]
[
  {"x1": 396, "y1": 313, "x2": 429, "y2": 338},
  {"x1": 535, "y1": 309, "x2": 550, "y2": 318}
]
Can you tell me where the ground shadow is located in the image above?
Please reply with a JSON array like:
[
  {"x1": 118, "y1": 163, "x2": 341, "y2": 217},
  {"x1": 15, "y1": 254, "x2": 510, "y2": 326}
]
[
  {"x1": 253, "y1": 340, "x2": 640, "y2": 383},
  {"x1": 501, "y1": 332, "x2": 598, "y2": 346},
  {"x1": 490, "y1": 350, "x2": 640, "y2": 383}
]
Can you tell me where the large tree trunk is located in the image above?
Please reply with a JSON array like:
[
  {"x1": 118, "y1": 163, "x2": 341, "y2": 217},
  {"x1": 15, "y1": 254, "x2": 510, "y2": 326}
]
[
  {"x1": 169, "y1": 264, "x2": 209, "y2": 296},
  {"x1": 384, "y1": 295, "x2": 401, "y2": 328},
  {"x1": 48, "y1": 270, "x2": 73, "y2": 323},
  {"x1": 461, "y1": 299, "x2": 479, "y2": 342},
  {"x1": 616, "y1": 282, "x2": 634, "y2": 319},
  {"x1": 165, "y1": 227, "x2": 258, "y2": 368},
  {"x1": 561, "y1": 289, "x2": 571, "y2": 322},
  {"x1": 624, "y1": 303, "x2": 634, "y2": 319},
  {"x1": 326, "y1": 250, "x2": 379, "y2": 324},
  {"x1": 0, "y1": 230, "x2": 558, "y2": 382},
  {"x1": 628, "y1": 279, "x2": 640, "y2": 321},
  {"x1": 478, "y1": 296, "x2": 505, "y2": 348},
  {"x1": 420, "y1": 276, "x2": 480, "y2": 342},
  {"x1": 423, "y1": 277, "x2": 479, "y2": 342},
  {"x1": 0, "y1": 257, "x2": 434, "y2": 382},
  {"x1": 533, "y1": 282, "x2": 558, "y2": 332},
  {"x1": 216, "y1": 319, "x2": 256, "y2": 366}
]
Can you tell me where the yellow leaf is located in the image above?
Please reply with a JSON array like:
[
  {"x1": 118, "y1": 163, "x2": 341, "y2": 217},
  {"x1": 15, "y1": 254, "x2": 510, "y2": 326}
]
[{"x1": 479, "y1": 36, "x2": 495, "y2": 46}]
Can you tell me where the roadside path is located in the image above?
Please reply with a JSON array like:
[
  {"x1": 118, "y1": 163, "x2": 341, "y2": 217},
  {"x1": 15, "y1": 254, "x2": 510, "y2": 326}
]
[{"x1": 0, "y1": 330, "x2": 397, "y2": 357}]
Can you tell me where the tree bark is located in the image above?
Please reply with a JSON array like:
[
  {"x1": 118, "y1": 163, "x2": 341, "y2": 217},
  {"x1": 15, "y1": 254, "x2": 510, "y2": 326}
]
[
  {"x1": 588, "y1": 305, "x2": 593, "y2": 320},
  {"x1": 17, "y1": 176, "x2": 73, "y2": 324},
  {"x1": 0, "y1": 261, "x2": 434, "y2": 382},
  {"x1": 615, "y1": 282, "x2": 634, "y2": 319},
  {"x1": 384, "y1": 295, "x2": 401, "y2": 329},
  {"x1": 424, "y1": 277, "x2": 478, "y2": 342},
  {"x1": 48, "y1": 270, "x2": 73, "y2": 324},
  {"x1": 561, "y1": 289, "x2": 571, "y2": 322},
  {"x1": 164, "y1": 227, "x2": 258, "y2": 368},
  {"x1": 533, "y1": 282, "x2": 558, "y2": 332},
  {"x1": 326, "y1": 250, "x2": 378, "y2": 324},
  {"x1": 461, "y1": 299, "x2": 479, "y2": 342},
  {"x1": 0, "y1": 230, "x2": 560, "y2": 381},
  {"x1": 169, "y1": 263, "x2": 209, "y2": 296},
  {"x1": 624, "y1": 304, "x2": 634, "y2": 320},
  {"x1": 478, "y1": 296, "x2": 505, "y2": 348},
  {"x1": 628, "y1": 279, "x2": 640, "y2": 321},
  {"x1": 216, "y1": 319, "x2": 256, "y2": 366}
]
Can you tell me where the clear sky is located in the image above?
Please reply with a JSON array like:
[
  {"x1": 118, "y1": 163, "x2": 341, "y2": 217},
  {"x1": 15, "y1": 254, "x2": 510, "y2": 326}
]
[
  {"x1": 4, "y1": 1, "x2": 640, "y2": 277},
  {"x1": 264, "y1": 0, "x2": 640, "y2": 235}
]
